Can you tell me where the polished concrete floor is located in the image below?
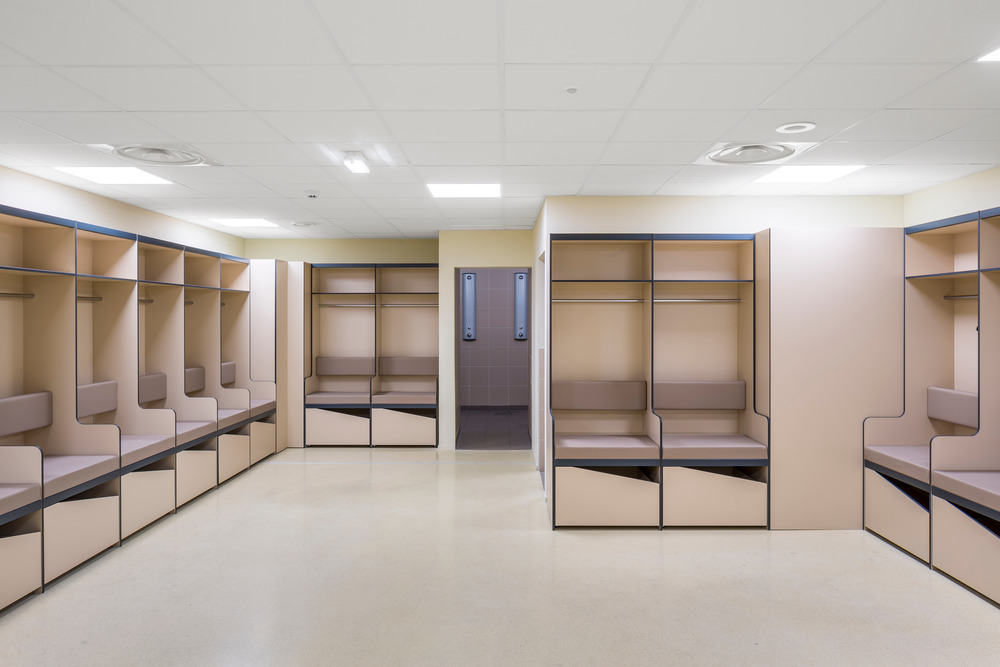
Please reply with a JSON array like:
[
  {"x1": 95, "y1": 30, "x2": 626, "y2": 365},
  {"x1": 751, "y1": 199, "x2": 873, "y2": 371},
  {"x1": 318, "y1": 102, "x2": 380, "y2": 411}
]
[
  {"x1": 456, "y1": 407, "x2": 531, "y2": 450},
  {"x1": 2, "y1": 448, "x2": 1000, "y2": 665}
]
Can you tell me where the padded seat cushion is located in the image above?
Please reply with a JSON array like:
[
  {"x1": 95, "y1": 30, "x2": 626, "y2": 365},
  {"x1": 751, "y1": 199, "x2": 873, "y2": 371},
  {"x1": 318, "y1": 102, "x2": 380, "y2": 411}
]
[
  {"x1": 138, "y1": 373, "x2": 167, "y2": 404},
  {"x1": 185, "y1": 366, "x2": 206, "y2": 394},
  {"x1": 42, "y1": 455, "x2": 118, "y2": 498},
  {"x1": 121, "y1": 434, "x2": 175, "y2": 467},
  {"x1": 371, "y1": 392, "x2": 436, "y2": 405},
  {"x1": 554, "y1": 434, "x2": 659, "y2": 460},
  {"x1": 933, "y1": 471, "x2": 1000, "y2": 514},
  {"x1": 78, "y1": 381, "x2": 117, "y2": 418},
  {"x1": 306, "y1": 392, "x2": 370, "y2": 405},
  {"x1": 250, "y1": 398, "x2": 276, "y2": 416},
  {"x1": 661, "y1": 433, "x2": 767, "y2": 461},
  {"x1": 0, "y1": 482, "x2": 41, "y2": 517},
  {"x1": 220, "y1": 361, "x2": 237, "y2": 385},
  {"x1": 218, "y1": 408, "x2": 248, "y2": 429},
  {"x1": 865, "y1": 445, "x2": 930, "y2": 484},
  {"x1": 176, "y1": 420, "x2": 215, "y2": 444}
]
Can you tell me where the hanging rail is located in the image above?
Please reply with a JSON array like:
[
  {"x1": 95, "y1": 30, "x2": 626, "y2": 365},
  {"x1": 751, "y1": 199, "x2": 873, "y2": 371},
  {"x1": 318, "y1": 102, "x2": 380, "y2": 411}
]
[
  {"x1": 944, "y1": 294, "x2": 978, "y2": 300},
  {"x1": 654, "y1": 298, "x2": 741, "y2": 303},
  {"x1": 0, "y1": 292, "x2": 34, "y2": 299},
  {"x1": 77, "y1": 295, "x2": 103, "y2": 302},
  {"x1": 552, "y1": 298, "x2": 644, "y2": 303}
]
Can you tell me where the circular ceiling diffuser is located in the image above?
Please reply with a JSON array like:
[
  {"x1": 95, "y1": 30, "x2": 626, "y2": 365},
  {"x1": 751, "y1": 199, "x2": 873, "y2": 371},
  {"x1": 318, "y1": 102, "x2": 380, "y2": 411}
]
[
  {"x1": 776, "y1": 121, "x2": 817, "y2": 134},
  {"x1": 708, "y1": 143, "x2": 795, "y2": 164},
  {"x1": 114, "y1": 145, "x2": 208, "y2": 166}
]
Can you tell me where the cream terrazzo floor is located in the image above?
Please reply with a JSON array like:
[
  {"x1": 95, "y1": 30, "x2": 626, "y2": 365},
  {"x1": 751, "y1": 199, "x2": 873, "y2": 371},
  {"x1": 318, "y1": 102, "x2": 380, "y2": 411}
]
[{"x1": 1, "y1": 447, "x2": 999, "y2": 666}]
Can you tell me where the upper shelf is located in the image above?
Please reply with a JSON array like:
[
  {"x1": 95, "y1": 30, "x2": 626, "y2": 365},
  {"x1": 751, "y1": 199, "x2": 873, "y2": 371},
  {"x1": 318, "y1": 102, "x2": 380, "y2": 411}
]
[
  {"x1": 905, "y1": 219, "x2": 978, "y2": 278},
  {"x1": 551, "y1": 240, "x2": 651, "y2": 282},
  {"x1": 0, "y1": 210, "x2": 76, "y2": 275},
  {"x1": 77, "y1": 225, "x2": 137, "y2": 281},
  {"x1": 653, "y1": 239, "x2": 753, "y2": 282}
]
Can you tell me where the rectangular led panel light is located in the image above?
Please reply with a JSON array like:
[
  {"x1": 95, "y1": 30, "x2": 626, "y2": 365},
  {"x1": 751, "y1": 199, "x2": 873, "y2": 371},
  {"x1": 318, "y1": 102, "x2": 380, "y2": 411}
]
[
  {"x1": 978, "y1": 46, "x2": 1000, "y2": 61},
  {"x1": 210, "y1": 218, "x2": 278, "y2": 228},
  {"x1": 756, "y1": 165, "x2": 864, "y2": 184},
  {"x1": 428, "y1": 183, "x2": 501, "y2": 198},
  {"x1": 55, "y1": 167, "x2": 172, "y2": 185}
]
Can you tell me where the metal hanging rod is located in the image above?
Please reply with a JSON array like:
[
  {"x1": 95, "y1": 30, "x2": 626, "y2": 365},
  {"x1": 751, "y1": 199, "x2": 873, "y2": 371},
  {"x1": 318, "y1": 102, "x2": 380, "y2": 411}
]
[
  {"x1": 552, "y1": 299, "x2": 643, "y2": 303},
  {"x1": 380, "y1": 303, "x2": 438, "y2": 308},
  {"x1": 139, "y1": 298, "x2": 154, "y2": 304},
  {"x1": 77, "y1": 295, "x2": 103, "y2": 302},
  {"x1": 944, "y1": 294, "x2": 978, "y2": 300},
  {"x1": 184, "y1": 300, "x2": 194, "y2": 306},
  {"x1": 0, "y1": 292, "x2": 34, "y2": 299},
  {"x1": 317, "y1": 304, "x2": 375, "y2": 308},
  {"x1": 654, "y1": 298, "x2": 742, "y2": 303}
]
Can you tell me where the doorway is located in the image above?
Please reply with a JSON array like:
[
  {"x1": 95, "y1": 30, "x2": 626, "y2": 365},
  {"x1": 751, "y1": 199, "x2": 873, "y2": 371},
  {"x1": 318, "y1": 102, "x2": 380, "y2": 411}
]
[{"x1": 455, "y1": 268, "x2": 531, "y2": 450}]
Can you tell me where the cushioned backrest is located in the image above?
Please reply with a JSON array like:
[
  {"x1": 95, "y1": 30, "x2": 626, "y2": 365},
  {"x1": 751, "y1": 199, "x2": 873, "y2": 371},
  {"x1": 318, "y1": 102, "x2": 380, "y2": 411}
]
[
  {"x1": 927, "y1": 386, "x2": 977, "y2": 428},
  {"x1": 220, "y1": 361, "x2": 237, "y2": 385},
  {"x1": 0, "y1": 391, "x2": 52, "y2": 437},
  {"x1": 78, "y1": 380, "x2": 117, "y2": 418},
  {"x1": 185, "y1": 366, "x2": 206, "y2": 394},
  {"x1": 551, "y1": 381, "x2": 646, "y2": 411},
  {"x1": 138, "y1": 373, "x2": 167, "y2": 404},
  {"x1": 654, "y1": 381, "x2": 746, "y2": 411},
  {"x1": 316, "y1": 357, "x2": 376, "y2": 376},
  {"x1": 379, "y1": 357, "x2": 438, "y2": 376}
]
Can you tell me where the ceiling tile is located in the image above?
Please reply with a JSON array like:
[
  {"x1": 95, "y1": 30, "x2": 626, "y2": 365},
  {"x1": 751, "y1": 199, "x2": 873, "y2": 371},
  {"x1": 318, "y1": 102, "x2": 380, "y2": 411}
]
[
  {"x1": 0, "y1": 1, "x2": 183, "y2": 66},
  {"x1": 119, "y1": 0, "x2": 341, "y2": 65},
  {"x1": 0, "y1": 44, "x2": 32, "y2": 66},
  {"x1": 327, "y1": 165, "x2": 422, "y2": 185},
  {"x1": 661, "y1": 0, "x2": 881, "y2": 63},
  {"x1": 264, "y1": 182, "x2": 354, "y2": 199},
  {"x1": 505, "y1": 111, "x2": 623, "y2": 142},
  {"x1": 505, "y1": 0, "x2": 686, "y2": 63},
  {"x1": 614, "y1": 110, "x2": 743, "y2": 142},
  {"x1": 940, "y1": 112, "x2": 1000, "y2": 140},
  {"x1": 818, "y1": 0, "x2": 1000, "y2": 64},
  {"x1": 835, "y1": 109, "x2": 994, "y2": 141},
  {"x1": 103, "y1": 183, "x2": 206, "y2": 199},
  {"x1": 0, "y1": 67, "x2": 117, "y2": 112},
  {"x1": 586, "y1": 165, "x2": 681, "y2": 183},
  {"x1": 345, "y1": 183, "x2": 432, "y2": 198},
  {"x1": 54, "y1": 67, "x2": 242, "y2": 111},
  {"x1": 13, "y1": 112, "x2": 178, "y2": 144},
  {"x1": 203, "y1": 66, "x2": 370, "y2": 110},
  {"x1": 139, "y1": 166, "x2": 259, "y2": 186},
  {"x1": 720, "y1": 109, "x2": 870, "y2": 142},
  {"x1": 655, "y1": 182, "x2": 739, "y2": 196},
  {"x1": 503, "y1": 183, "x2": 582, "y2": 197},
  {"x1": 804, "y1": 182, "x2": 897, "y2": 195},
  {"x1": 505, "y1": 65, "x2": 648, "y2": 110},
  {"x1": 191, "y1": 143, "x2": 318, "y2": 167},
  {"x1": 504, "y1": 142, "x2": 605, "y2": 165},
  {"x1": 601, "y1": 142, "x2": 711, "y2": 165},
  {"x1": 880, "y1": 141, "x2": 1000, "y2": 165},
  {"x1": 789, "y1": 141, "x2": 920, "y2": 165},
  {"x1": 356, "y1": 66, "x2": 499, "y2": 110},
  {"x1": 366, "y1": 198, "x2": 440, "y2": 212},
  {"x1": 0, "y1": 114, "x2": 77, "y2": 143},
  {"x1": 416, "y1": 166, "x2": 502, "y2": 182},
  {"x1": 152, "y1": 199, "x2": 249, "y2": 217},
  {"x1": 635, "y1": 65, "x2": 800, "y2": 110},
  {"x1": 402, "y1": 143, "x2": 503, "y2": 166},
  {"x1": 503, "y1": 166, "x2": 592, "y2": 183},
  {"x1": 0, "y1": 143, "x2": 125, "y2": 167},
  {"x1": 134, "y1": 112, "x2": 287, "y2": 143},
  {"x1": 181, "y1": 182, "x2": 284, "y2": 199},
  {"x1": 381, "y1": 111, "x2": 502, "y2": 142},
  {"x1": 300, "y1": 201, "x2": 383, "y2": 217},
  {"x1": 762, "y1": 64, "x2": 951, "y2": 110},
  {"x1": 313, "y1": 0, "x2": 496, "y2": 64},
  {"x1": 667, "y1": 165, "x2": 774, "y2": 184},
  {"x1": 257, "y1": 112, "x2": 392, "y2": 143},
  {"x1": 890, "y1": 64, "x2": 1000, "y2": 109},
  {"x1": 235, "y1": 166, "x2": 337, "y2": 183},
  {"x1": 836, "y1": 164, "x2": 992, "y2": 183},
  {"x1": 297, "y1": 143, "x2": 407, "y2": 169},
  {"x1": 579, "y1": 183, "x2": 662, "y2": 195}
]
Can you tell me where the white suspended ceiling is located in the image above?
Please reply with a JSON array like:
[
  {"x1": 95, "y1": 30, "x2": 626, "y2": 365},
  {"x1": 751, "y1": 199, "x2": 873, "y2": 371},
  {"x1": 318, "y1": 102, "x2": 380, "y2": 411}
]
[{"x1": 0, "y1": 0, "x2": 999, "y2": 238}]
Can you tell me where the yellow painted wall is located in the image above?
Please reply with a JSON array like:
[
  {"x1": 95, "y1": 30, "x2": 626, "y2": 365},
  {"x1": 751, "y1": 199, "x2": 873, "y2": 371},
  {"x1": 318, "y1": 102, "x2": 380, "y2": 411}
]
[
  {"x1": 0, "y1": 166, "x2": 243, "y2": 255},
  {"x1": 244, "y1": 238, "x2": 438, "y2": 263},
  {"x1": 437, "y1": 230, "x2": 535, "y2": 449},
  {"x1": 903, "y1": 166, "x2": 1000, "y2": 225}
]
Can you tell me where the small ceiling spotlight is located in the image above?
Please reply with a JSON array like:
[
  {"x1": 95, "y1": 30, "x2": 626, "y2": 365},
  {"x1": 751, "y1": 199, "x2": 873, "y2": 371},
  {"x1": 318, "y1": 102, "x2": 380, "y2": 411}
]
[
  {"x1": 776, "y1": 121, "x2": 817, "y2": 134},
  {"x1": 342, "y1": 152, "x2": 370, "y2": 174},
  {"x1": 565, "y1": 86, "x2": 578, "y2": 94}
]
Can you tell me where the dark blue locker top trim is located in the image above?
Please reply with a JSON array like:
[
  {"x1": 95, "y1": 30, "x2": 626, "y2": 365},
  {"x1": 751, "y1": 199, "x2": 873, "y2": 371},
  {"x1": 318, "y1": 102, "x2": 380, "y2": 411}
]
[
  {"x1": 980, "y1": 205, "x2": 1000, "y2": 220},
  {"x1": 932, "y1": 487, "x2": 1000, "y2": 525},
  {"x1": 184, "y1": 246, "x2": 221, "y2": 259},
  {"x1": 313, "y1": 263, "x2": 377, "y2": 269},
  {"x1": 138, "y1": 279, "x2": 182, "y2": 287},
  {"x1": 552, "y1": 233, "x2": 652, "y2": 241},
  {"x1": 661, "y1": 459, "x2": 768, "y2": 468},
  {"x1": 0, "y1": 265, "x2": 74, "y2": 277},
  {"x1": 0, "y1": 499, "x2": 43, "y2": 527},
  {"x1": 219, "y1": 253, "x2": 249, "y2": 264},
  {"x1": 553, "y1": 458, "x2": 661, "y2": 468},
  {"x1": 137, "y1": 235, "x2": 185, "y2": 251},
  {"x1": 0, "y1": 203, "x2": 76, "y2": 228},
  {"x1": 377, "y1": 263, "x2": 438, "y2": 268},
  {"x1": 551, "y1": 279, "x2": 650, "y2": 283},
  {"x1": 653, "y1": 233, "x2": 755, "y2": 241},
  {"x1": 864, "y1": 460, "x2": 931, "y2": 493},
  {"x1": 76, "y1": 221, "x2": 137, "y2": 240},
  {"x1": 906, "y1": 212, "x2": 979, "y2": 234},
  {"x1": 307, "y1": 403, "x2": 373, "y2": 410}
]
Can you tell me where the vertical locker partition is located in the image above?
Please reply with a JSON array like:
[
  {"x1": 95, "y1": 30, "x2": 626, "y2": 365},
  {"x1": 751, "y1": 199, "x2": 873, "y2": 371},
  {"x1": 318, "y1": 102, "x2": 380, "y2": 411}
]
[
  {"x1": 549, "y1": 236, "x2": 660, "y2": 527},
  {"x1": 652, "y1": 236, "x2": 768, "y2": 528}
]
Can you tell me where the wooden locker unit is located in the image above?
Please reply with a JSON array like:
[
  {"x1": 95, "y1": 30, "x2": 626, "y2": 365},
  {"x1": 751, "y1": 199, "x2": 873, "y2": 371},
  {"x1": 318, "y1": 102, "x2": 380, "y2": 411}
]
[
  {"x1": 652, "y1": 235, "x2": 769, "y2": 528},
  {"x1": 864, "y1": 214, "x2": 979, "y2": 562},
  {"x1": 549, "y1": 236, "x2": 660, "y2": 527}
]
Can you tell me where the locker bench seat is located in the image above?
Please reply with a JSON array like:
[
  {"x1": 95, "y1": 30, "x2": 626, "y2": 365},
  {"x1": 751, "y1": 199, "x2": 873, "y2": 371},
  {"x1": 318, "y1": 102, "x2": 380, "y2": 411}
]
[
  {"x1": 371, "y1": 357, "x2": 437, "y2": 406},
  {"x1": 250, "y1": 398, "x2": 276, "y2": 416},
  {"x1": 933, "y1": 471, "x2": 1000, "y2": 513},
  {"x1": 0, "y1": 483, "x2": 40, "y2": 518},
  {"x1": 43, "y1": 455, "x2": 118, "y2": 498},
  {"x1": 306, "y1": 357, "x2": 375, "y2": 405},
  {"x1": 554, "y1": 434, "x2": 659, "y2": 460},
  {"x1": 653, "y1": 381, "x2": 766, "y2": 462},
  {"x1": 176, "y1": 420, "x2": 215, "y2": 445},
  {"x1": 371, "y1": 392, "x2": 435, "y2": 405},
  {"x1": 661, "y1": 434, "x2": 767, "y2": 461},
  {"x1": 305, "y1": 392, "x2": 370, "y2": 405},
  {"x1": 121, "y1": 434, "x2": 175, "y2": 467}
]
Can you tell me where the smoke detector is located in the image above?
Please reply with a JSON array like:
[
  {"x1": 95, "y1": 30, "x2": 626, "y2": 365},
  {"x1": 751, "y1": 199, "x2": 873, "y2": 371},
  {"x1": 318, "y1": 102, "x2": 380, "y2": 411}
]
[{"x1": 111, "y1": 145, "x2": 214, "y2": 166}]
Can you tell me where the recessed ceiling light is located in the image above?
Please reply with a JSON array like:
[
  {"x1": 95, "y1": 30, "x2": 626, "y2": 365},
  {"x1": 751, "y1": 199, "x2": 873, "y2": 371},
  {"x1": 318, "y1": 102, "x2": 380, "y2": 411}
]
[
  {"x1": 708, "y1": 144, "x2": 795, "y2": 164},
  {"x1": 55, "y1": 167, "x2": 172, "y2": 185},
  {"x1": 210, "y1": 218, "x2": 278, "y2": 228},
  {"x1": 756, "y1": 165, "x2": 865, "y2": 184},
  {"x1": 978, "y1": 46, "x2": 1000, "y2": 61},
  {"x1": 775, "y1": 121, "x2": 817, "y2": 134},
  {"x1": 343, "y1": 152, "x2": 370, "y2": 174},
  {"x1": 428, "y1": 183, "x2": 501, "y2": 198}
]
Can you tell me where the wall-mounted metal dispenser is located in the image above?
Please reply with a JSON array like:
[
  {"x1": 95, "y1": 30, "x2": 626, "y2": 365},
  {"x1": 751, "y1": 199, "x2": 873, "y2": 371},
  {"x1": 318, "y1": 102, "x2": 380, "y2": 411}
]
[
  {"x1": 514, "y1": 272, "x2": 528, "y2": 340},
  {"x1": 461, "y1": 272, "x2": 476, "y2": 340}
]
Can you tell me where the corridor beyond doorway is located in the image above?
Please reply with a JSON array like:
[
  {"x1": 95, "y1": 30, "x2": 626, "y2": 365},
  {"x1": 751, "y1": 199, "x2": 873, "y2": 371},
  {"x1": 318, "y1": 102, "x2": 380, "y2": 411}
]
[{"x1": 457, "y1": 407, "x2": 530, "y2": 450}]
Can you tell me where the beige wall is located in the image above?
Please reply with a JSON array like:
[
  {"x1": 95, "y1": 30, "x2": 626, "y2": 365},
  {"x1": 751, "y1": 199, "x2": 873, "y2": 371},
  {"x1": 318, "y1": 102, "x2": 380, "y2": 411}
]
[
  {"x1": 0, "y1": 166, "x2": 243, "y2": 256},
  {"x1": 903, "y1": 166, "x2": 1000, "y2": 226},
  {"x1": 438, "y1": 230, "x2": 536, "y2": 449},
  {"x1": 244, "y1": 238, "x2": 438, "y2": 263}
]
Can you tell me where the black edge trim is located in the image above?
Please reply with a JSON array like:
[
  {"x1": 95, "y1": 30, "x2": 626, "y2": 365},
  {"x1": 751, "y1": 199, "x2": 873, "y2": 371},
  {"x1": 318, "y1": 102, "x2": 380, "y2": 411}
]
[
  {"x1": 137, "y1": 235, "x2": 184, "y2": 251},
  {"x1": 865, "y1": 460, "x2": 931, "y2": 492},
  {"x1": 551, "y1": 233, "x2": 653, "y2": 241},
  {"x1": 0, "y1": 203, "x2": 76, "y2": 227},
  {"x1": 932, "y1": 487, "x2": 1000, "y2": 525},
  {"x1": 0, "y1": 499, "x2": 44, "y2": 526},
  {"x1": 653, "y1": 234, "x2": 755, "y2": 241},
  {"x1": 42, "y1": 468, "x2": 122, "y2": 508},
  {"x1": 76, "y1": 222, "x2": 137, "y2": 240},
  {"x1": 554, "y1": 459, "x2": 661, "y2": 468},
  {"x1": 661, "y1": 459, "x2": 768, "y2": 468},
  {"x1": 905, "y1": 212, "x2": 979, "y2": 234}
]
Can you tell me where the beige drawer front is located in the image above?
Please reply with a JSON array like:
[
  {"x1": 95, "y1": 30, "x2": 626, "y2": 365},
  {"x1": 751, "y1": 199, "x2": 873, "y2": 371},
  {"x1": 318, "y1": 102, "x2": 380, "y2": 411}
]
[
  {"x1": 864, "y1": 468, "x2": 929, "y2": 562},
  {"x1": 44, "y1": 495, "x2": 119, "y2": 583},
  {"x1": 371, "y1": 408, "x2": 436, "y2": 446},
  {"x1": 662, "y1": 467, "x2": 767, "y2": 527},
  {"x1": 219, "y1": 434, "x2": 250, "y2": 483},
  {"x1": 177, "y1": 449, "x2": 217, "y2": 506},
  {"x1": 121, "y1": 469, "x2": 175, "y2": 538},
  {"x1": 555, "y1": 466, "x2": 659, "y2": 527},
  {"x1": 306, "y1": 408, "x2": 370, "y2": 446},
  {"x1": 250, "y1": 421, "x2": 276, "y2": 464},
  {"x1": 932, "y1": 496, "x2": 1000, "y2": 604},
  {"x1": 0, "y1": 532, "x2": 41, "y2": 610}
]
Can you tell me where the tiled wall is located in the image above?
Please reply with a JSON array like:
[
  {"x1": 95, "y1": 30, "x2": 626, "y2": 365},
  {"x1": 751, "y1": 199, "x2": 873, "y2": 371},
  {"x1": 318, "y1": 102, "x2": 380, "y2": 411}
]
[{"x1": 458, "y1": 268, "x2": 530, "y2": 407}]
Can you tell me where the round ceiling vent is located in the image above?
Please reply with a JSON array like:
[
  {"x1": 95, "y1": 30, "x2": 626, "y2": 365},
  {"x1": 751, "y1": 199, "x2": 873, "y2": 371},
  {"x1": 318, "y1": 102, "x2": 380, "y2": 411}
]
[
  {"x1": 708, "y1": 143, "x2": 795, "y2": 164},
  {"x1": 114, "y1": 145, "x2": 209, "y2": 166}
]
